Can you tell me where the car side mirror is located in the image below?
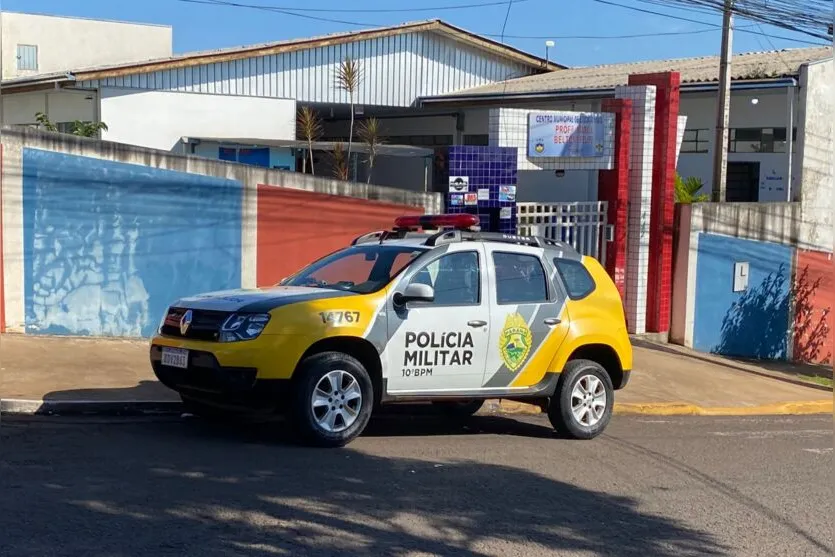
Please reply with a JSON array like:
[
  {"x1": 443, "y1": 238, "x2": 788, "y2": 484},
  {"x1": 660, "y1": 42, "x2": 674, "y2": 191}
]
[{"x1": 393, "y1": 283, "x2": 434, "y2": 306}]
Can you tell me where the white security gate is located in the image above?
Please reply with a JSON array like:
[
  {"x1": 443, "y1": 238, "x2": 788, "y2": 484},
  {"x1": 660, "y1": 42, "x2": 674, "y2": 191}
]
[{"x1": 516, "y1": 202, "x2": 609, "y2": 265}]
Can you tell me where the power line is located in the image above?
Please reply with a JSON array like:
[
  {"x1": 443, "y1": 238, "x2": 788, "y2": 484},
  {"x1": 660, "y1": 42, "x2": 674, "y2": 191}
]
[
  {"x1": 176, "y1": 0, "x2": 828, "y2": 45},
  {"x1": 175, "y1": 0, "x2": 531, "y2": 16},
  {"x1": 587, "y1": 0, "x2": 829, "y2": 45},
  {"x1": 633, "y1": 0, "x2": 833, "y2": 40}
]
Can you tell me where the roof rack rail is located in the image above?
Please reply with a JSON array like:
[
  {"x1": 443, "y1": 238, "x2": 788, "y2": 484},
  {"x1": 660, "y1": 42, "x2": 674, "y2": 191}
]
[
  {"x1": 425, "y1": 230, "x2": 579, "y2": 252},
  {"x1": 351, "y1": 230, "x2": 388, "y2": 245}
]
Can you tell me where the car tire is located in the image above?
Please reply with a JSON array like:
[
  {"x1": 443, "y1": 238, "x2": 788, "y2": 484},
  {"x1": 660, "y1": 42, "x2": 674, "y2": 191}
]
[
  {"x1": 289, "y1": 351, "x2": 374, "y2": 448},
  {"x1": 432, "y1": 399, "x2": 484, "y2": 418},
  {"x1": 548, "y1": 359, "x2": 614, "y2": 440}
]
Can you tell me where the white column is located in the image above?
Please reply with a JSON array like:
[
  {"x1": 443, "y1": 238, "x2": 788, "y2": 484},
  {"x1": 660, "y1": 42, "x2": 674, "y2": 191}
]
[{"x1": 615, "y1": 85, "x2": 657, "y2": 335}]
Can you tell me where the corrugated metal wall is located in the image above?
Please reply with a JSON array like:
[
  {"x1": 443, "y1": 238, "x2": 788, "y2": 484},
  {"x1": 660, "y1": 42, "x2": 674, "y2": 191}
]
[{"x1": 78, "y1": 31, "x2": 532, "y2": 107}]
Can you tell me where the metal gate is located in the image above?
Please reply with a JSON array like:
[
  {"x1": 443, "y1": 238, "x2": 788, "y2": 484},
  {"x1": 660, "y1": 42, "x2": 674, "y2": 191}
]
[{"x1": 516, "y1": 202, "x2": 609, "y2": 265}]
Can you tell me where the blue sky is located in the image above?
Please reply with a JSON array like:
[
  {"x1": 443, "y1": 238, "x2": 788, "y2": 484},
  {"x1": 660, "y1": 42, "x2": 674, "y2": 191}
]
[{"x1": 8, "y1": 0, "x2": 829, "y2": 67}]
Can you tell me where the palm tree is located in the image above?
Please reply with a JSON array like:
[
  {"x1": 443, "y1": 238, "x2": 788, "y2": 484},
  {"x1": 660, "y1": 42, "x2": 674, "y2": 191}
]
[
  {"x1": 331, "y1": 141, "x2": 350, "y2": 181},
  {"x1": 335, "y1": 57, "x2": 362, "y2": 168},
  {"x1": 674, "y1": 173, "x2": 709, "y2": 203},
  {"x1": 296, "y1": 106, "x2": 322, "y2": 175},
  {"x1": 357, "y1": 117, "x2": 383, "y2": 184}
]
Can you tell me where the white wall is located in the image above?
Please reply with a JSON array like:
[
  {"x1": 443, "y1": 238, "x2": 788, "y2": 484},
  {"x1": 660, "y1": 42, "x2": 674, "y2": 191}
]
[
  {"x1": 99, "y1": 88, "x2": 296, "y2": 151},
  {"x1": 3, "y1": 90, "x2": 96, "y2": 126},
  {"x1": 796, "y1": 59, "x2": 833, "y2": 252},
  {"x1": 677, "y1": 88, "x2": 799, "y2": 202},
  {"x1": 3, "y1": 12, "x2": 172, "y2": 79}
]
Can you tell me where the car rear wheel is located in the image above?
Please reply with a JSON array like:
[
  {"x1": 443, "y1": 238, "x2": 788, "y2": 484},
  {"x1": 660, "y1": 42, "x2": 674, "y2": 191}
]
[
  {"x1": 290, "y1": 351, "x2": 374, "y2": 448},
  {"x1": 432, "y1": 399, "x2": 484, "y2": 418},
  {"x1": 548, "y1": 359, "x2": 613, "y2": 439}
]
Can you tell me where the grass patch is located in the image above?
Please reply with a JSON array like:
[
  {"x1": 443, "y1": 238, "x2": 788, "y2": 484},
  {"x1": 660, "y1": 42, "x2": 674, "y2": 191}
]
[{"x1": 801, "y1": 374, "x2": 833, "y2": 388}]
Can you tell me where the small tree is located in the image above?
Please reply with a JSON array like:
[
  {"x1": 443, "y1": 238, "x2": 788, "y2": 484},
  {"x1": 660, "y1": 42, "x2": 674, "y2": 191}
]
[
  {"x1": 331, "y1": 141, "x2": 350, "y2": 181},
  {"x1": 357, "y1": 117, "x2": 383, "y2": 184},
  {"x1": 334, "y1": 57, "x2": 361, "y2": 162},
  {"x1": 296, "y1": 106, "x2": 322, "y2": 175},
  {"x1": 675, "y1": 173, "x2": 709, "y2": 203},
  {"x1": 34, "y1": 112, "x2": 108, "y2": 138},
  {"x1": 71, "y1": 120, "x2": 109, "y2": 138},
  {"x1": 35, "y1": 112, "x2": 57, "y2": 132}
]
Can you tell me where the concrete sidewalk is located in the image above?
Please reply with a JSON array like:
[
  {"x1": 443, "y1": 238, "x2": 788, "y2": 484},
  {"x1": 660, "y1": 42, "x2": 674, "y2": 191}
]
[{"x1": 0, "y1": 334, "x2": 831, "y2": 416}]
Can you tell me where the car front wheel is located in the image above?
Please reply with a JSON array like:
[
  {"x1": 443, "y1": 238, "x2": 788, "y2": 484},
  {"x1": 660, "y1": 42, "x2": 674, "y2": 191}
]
[
  {"x1": 548, "y1": 359, "x2": 614, "y2": 439},
  {"x1": 290, "y1": 351, "x2": 374, "y2": 448}
]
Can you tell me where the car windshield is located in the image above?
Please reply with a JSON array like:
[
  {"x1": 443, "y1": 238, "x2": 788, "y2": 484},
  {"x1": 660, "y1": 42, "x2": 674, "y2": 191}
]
[{"x1": 280, "y1": 244, "x2": 428, "y2": 294}]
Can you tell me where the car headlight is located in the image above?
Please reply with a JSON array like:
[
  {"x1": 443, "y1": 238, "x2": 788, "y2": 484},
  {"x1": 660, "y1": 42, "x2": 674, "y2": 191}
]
[{"x1": 219, "y1": 313, "x2": 271, "y2": 342}]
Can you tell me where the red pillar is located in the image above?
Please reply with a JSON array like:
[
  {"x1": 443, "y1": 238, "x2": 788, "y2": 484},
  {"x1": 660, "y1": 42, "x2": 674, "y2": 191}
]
[
  {"x1": 627, "y1": 71, "x2": 681, "y2": 333},
  {"x1": 598, "y1": 98, "x2": 632, "y2": 301}
]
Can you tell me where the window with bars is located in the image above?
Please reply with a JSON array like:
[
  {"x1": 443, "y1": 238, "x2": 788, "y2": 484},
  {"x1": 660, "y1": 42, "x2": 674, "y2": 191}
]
[
  {"x1": 16, "y1": 44, "x2": 38, "y2": 71},
  {"x1": 681, "y1": 129, "x2": 710, "y2": 153},
  {"x1": 728, "y1": 127, "x2": 797, "y2": 153}
]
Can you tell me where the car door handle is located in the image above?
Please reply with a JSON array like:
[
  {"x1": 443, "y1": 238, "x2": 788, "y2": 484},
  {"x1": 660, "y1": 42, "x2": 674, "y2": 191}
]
[
  {"x1": 467, "y1": 320, "x2": 487, "y2": 328},
  {"x1": 543, "y1": 318, "x2": 561, "y2": 326}
]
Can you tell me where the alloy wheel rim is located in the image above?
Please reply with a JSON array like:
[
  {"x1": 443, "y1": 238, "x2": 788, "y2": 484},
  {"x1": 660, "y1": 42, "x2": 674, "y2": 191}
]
[
  {"x1": 570, "y1": 374, "x2": 607, "y2": 427},
  {"x1": 311, "y1": 369, "x2": 363, "y2": 433}
]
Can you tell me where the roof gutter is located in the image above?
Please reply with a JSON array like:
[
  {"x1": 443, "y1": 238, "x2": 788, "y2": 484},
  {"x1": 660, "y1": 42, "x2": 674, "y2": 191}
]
[
  {"x1": 418, "y1": 77, "x2": 798, "y2": 107},
  {"x1": 2, "y1": 73, "x2": 76, "y2": 91}
]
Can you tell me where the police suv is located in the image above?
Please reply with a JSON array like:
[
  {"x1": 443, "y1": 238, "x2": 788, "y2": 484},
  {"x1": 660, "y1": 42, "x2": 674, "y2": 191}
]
[{"x1": 150, "y1": 214, "x2": 633, "y2": 447}]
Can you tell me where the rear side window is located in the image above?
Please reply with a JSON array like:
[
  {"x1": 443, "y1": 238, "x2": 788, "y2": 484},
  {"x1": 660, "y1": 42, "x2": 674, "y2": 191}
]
[
  {"x1": 554, "y1": 258, "x2": 596, "y2": 299},
  {"x1": 493, "y1": 252, "x2": 548, "y2": 304}
]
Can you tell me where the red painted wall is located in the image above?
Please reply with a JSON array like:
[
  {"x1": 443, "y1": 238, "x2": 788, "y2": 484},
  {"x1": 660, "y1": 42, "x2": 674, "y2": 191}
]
[
  {"x1": 598, "y1": 98, "x2": 632, "y2": 301},
  {"x1": 628, "y1": 71, "x2": 681, "y2": 333},
  {"x1": 793, "y1": 249, "x2": 833, "y2": 365},
  {"x1": 668, "y1": 204, "x2": 692, "y2": 345},
  {"x1": 256, "y1": 184, "x2": 424, "y2": 287}
]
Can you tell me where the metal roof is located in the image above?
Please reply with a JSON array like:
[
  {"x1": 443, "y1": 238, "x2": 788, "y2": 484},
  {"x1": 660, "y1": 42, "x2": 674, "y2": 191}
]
[
  {"x1": 2, "y1": 19, "x2": 560, "y2": 90},
  {"x1": 426, "y1": 46, "x2": 832, "y2": 99},
  {"x1": 186, "y1": 137, "x2": 435, "y2": 158}
]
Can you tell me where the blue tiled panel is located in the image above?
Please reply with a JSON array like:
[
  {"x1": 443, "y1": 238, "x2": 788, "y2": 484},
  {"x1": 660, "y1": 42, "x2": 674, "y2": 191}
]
[{"x1": 444, "y1": 146, "x2": 518, "y2": 234}]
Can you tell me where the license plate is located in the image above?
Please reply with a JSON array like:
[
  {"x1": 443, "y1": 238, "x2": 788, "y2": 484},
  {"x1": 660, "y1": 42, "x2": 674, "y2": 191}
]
[{"x1": 161, "y1": 347, "x2": 189, "y2": 369}]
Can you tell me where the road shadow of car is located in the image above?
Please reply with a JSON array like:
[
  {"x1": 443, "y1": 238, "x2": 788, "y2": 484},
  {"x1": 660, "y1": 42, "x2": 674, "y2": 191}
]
[{"x1": 1, "y1": 416, "x2": 729, "y2": 557}]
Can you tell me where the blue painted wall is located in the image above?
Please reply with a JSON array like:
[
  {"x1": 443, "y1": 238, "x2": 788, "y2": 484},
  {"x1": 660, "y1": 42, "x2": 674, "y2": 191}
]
[
  {"x1": 22, "y1": 148, "x2": 243, "y2": 338},
  {"x1": 692, "y1": 233, "x2": 793, "y2": 360}
]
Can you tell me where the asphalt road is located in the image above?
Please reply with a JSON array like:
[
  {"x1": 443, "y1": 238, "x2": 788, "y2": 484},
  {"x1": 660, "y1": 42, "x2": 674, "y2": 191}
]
[{"x1": 1, "y1": 411, "x2": 832, "y2": 557}]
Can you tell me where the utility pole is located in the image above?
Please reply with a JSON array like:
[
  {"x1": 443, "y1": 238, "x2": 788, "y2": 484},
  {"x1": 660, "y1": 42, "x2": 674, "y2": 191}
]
[{"x1": 711, "y1": 0, "x2": 734, "y2": 201}]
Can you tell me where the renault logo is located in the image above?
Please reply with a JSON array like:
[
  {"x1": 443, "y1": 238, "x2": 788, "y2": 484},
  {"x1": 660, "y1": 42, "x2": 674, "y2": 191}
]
[{"x1": 179, "y1": 310, "x2": 193, "y2": 336}]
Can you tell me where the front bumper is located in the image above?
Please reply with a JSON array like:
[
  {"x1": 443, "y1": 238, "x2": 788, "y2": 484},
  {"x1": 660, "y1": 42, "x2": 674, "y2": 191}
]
[{"x1": 150, "y1": 344, "x2": 290, "y2": 410}]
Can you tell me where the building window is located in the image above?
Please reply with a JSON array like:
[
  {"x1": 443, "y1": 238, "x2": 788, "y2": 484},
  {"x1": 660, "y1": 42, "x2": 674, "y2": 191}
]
[
  {"x1": 463, "y1": 134, "x2": 489, "y2": 146},
  {"x1": 728, "y1": 127, "x2": 797, "y2": 153},
  {"x1": 681, "y1": 129, "x2": 709, "y2": 153},
  {"x1": 771, "y1": 127, "x2": 797, "y2": 153},
  {"x1": 16, "y1": 44, "x2": 38, "y2": 71}
]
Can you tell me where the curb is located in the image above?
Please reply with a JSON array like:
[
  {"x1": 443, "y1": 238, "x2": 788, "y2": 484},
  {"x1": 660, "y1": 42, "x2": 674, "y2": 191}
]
[
  {"x1": 2, "y1": 398, "x2": 832, "y2": 417},
  {"x1": 0, "y1": 399, "x2": 182, "y2": 416},
  {"x1": 482, "y1": 399, "x2": 834, "y2": 417}
]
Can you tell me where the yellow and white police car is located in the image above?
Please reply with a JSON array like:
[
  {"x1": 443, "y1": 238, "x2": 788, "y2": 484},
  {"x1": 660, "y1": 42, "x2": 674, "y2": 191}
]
[{"x1": 150, "y1": 214, "x2": 632, "y2": 447}]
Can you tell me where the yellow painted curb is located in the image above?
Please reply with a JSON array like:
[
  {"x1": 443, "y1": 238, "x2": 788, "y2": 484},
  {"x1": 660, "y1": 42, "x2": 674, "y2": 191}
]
[
  {"x1": 486, "y1": 399, "x2": 834, "y2": 416},
  {"x1": 613, "y1": 400, "x2": 834, "y2": 416}
]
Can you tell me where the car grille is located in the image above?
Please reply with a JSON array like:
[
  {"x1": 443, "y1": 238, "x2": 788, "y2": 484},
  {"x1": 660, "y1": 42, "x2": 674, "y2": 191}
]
[{"x1": 161, "y1": 307, "x2": 230, "y2": 341}]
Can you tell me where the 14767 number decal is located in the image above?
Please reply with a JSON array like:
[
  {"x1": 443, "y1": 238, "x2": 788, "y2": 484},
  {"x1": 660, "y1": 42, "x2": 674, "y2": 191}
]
[{"x1": 319, "y1": 311, "x2": 361, "y2": 325}]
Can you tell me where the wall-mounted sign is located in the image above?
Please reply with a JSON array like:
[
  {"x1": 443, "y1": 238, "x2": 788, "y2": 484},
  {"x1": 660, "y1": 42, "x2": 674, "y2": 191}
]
[
  {"x1": 449, "y1": 194, "x2": 463, "y2": 206},
  {"x1": 449, "y1": 176, "x2": 470, "y2": 192},
  {"x1": 500, "y1": 207, "x2": 512, "y2": 219},
  {"x1": 498, "y1": 185, "x2": 516, "y2": 202},
  {"x1": 477, "y1": 188, "x2": 490, "y2": 201},
  {"x1": 464, "y1": 193, "x2": 478, "y2": 205},
  {"x1": 527, "y1": 112, "x2": 612, "y2": 158}
]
